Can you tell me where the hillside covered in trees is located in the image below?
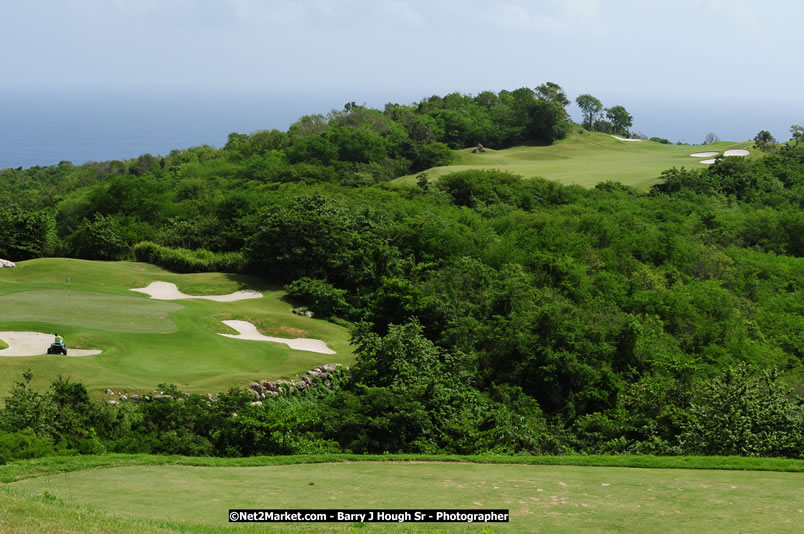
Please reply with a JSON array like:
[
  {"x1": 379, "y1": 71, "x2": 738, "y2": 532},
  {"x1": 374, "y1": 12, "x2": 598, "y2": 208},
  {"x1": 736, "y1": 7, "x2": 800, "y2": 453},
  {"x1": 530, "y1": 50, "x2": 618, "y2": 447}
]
[{"x1": 1, "y1": 86, "x2": 802, "y2": 460}]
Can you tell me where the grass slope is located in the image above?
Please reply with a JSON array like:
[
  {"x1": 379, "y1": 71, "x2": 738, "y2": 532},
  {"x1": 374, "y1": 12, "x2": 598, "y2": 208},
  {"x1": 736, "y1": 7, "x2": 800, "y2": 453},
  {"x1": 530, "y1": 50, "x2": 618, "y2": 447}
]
[
  {"x1": 0, "y1": 258, "x2": 352, "y2": 396},
  {"x1": 396, "y1": 131, "x2": 753, "y2": 189},
  {"x1": 2, "y1": 455, "x2": 802, "y2": 533}
]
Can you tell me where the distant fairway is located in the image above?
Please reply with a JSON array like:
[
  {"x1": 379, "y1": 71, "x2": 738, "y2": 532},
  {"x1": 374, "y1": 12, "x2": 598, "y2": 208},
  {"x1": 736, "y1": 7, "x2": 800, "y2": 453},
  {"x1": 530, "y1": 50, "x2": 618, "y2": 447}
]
[
  {"x1": 396, "y1": 131, "x2": 754, "y2": 189},
  {"x1": 0, "y1": 258, "x2": 352, "y2": 396},
  {"x1": 0, "y1": 290, "x2": 182, "y2": 333},
  {"x1": 4, "y1": 457, "x2": 802, "y2": 533}
]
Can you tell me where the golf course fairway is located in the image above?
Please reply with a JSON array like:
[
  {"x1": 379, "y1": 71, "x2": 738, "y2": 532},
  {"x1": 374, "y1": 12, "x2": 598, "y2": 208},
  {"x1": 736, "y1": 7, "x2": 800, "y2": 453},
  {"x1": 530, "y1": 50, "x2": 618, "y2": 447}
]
[
  {"x1": 0, "y1": 258, "x2": 352, "y2": 396},
  {"x1": 395, "y1": 131, "x2": 754, "y2": 189},
  {"x1": 1, "y1": 457, "x2": 802, "y2": 533}
]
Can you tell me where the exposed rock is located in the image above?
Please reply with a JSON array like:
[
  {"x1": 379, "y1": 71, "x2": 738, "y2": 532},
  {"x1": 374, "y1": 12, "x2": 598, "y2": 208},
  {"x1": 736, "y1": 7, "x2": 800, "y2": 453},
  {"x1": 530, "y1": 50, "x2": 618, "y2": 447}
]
[
  {"x1": 0, "y1": 259, "x2": 16, "y2": 268},
  {"x1": 105, "y1": 389, "x2": 114, "y2": 395},
  {"x1": 249, "y1": 382, "x2": 264, "y2": 393},
  {"x1": 295, "y1": 381, "x2": 307, "y2": 390},
  {"x1": 154, "y1": 394, "x2": 173, "y2": 402},
  {"x1": 107, "y1": 400, "x2": 119, "y2": 405},
  {"x1": 302, "y1": 375, "x2": 313, "y2": 385},
  {"x1": 248, "y1": 389, "x2": 260, "y2": 401},
  {"x1": 130, "y1": 394, "x2": 141, "y2": 402},
  {"x1": 304, "y1": 311, "x2": 314, "y2": 318},
  {"x1": 250, "y1": 401, "x2": 263, "y2": 406},
  {"x1": 177, "y1": 397, "x2": 185, "y2": 403},
  {"x1": 261, "y1": 380, "x2": 273, "y2": 390},
  {"x1": 119, "y1": 395, "x2": 128, "y2": 402}
]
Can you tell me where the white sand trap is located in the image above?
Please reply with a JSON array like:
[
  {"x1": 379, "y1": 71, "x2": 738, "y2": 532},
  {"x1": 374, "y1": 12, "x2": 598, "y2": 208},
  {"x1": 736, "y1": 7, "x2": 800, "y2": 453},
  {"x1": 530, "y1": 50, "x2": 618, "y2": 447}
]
[
  {"x1": 700, "y1": 159, "x2": 717, "y2": 164},
  {"x1": 219, "y1": 320, "x2": 335, "y2": 354},
  {"x1": 690, "y1": 152, "x2": 719, "y2": 157},
  {"x1": 724, "y1": 149, "x2": 749, "y2": 157},
  {"x1": 131, "y1": 281, "x2": 262, "y2": 302},
  {"x1": 0, "y1": 331, "x2": 101, "y2": 357},
  {"x1": 611, "y1": 135, "x2": 642, "y2": 142}
]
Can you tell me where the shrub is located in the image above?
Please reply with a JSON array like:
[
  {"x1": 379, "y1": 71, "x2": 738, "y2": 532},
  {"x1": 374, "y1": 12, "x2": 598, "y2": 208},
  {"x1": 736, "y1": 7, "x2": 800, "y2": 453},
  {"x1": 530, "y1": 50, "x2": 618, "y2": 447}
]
[
  {"x1": 284, "y1": 278, "x2": 350, "y2": 318},
  {"x1": 680, "y1": 365, "x2": 804, "y2": 458},
  {"x1": 0, "y1": 429, "x2": 59, "y2": 464},
  {"x1": 133, "y1": 241, "x2": 245, "y2": 273}
]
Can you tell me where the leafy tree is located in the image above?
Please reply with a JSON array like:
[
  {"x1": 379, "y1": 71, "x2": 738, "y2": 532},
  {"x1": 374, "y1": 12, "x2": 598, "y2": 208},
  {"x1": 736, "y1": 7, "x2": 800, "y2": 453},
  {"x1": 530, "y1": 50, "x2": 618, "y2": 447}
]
[
  {"x1": 535, "y1": 82, "x2": 570, "y2": 109},
  {"x1": 605, "y1": 105, "x2": 633, "y2": 136},
  {"x1": 680, "y1": 365, "x2": 803, "y2": 458},
  {"x1": 575, "y1": 94, "x2": 603, "y2": 130},
  {"x1": 69, "y1": 213, "x2": 130, "y2": 260},
  {"x1": 0, "y1": 207, "x2": 56, "y2": 260},
  {"x1": 753, "y1": 130, "x2": 777, "y2": 153}
]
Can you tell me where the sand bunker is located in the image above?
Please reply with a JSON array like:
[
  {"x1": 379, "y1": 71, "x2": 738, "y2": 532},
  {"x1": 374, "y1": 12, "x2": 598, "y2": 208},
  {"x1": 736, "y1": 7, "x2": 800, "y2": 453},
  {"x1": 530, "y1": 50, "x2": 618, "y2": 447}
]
[
  {"x1": 724, "y1": 149, "x2": 749, "y2": 157},
  {"x1": 218, "y1": 320, "x2": 335, "y2": 354},
  {"x1": 690, "y1": 152, "x2": 719, "y2": 157},
  {"x1": 131, "y1": 281, "x2": 262, "y2": 302},
  {"x1": 0, "y1": 331, "x2": 101, "y2": 357},
  {"x1": 700, "y1": 159, "x2": 717, "y2": 164},
  {"x1": 611, "y1": 135, "x2": 642, "y2": 142}
]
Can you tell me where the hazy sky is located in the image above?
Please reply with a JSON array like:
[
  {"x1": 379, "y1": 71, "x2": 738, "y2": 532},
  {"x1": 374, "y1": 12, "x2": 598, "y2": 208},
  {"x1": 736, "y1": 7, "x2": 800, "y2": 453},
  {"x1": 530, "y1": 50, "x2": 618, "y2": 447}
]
[{"x1": 1, "y1": 0, "x2": 801, "y2": 140}]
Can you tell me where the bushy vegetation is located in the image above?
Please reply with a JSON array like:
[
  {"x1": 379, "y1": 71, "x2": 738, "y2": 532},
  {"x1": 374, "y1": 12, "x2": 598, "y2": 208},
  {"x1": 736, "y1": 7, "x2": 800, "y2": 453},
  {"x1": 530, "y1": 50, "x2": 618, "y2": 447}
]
[
  {"x1": 133, "y1": 241, "x2": 245, "y2": 273},
  {"x1": 1, "y1": 90, "x2": 802, "y2": 460}
]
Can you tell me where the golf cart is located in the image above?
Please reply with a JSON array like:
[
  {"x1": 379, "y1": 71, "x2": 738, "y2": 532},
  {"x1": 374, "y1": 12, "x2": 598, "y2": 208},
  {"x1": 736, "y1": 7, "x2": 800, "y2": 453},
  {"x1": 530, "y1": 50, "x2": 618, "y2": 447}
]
[{"x1": 47, "y1": 341, "x2": 67, "y2": 355}]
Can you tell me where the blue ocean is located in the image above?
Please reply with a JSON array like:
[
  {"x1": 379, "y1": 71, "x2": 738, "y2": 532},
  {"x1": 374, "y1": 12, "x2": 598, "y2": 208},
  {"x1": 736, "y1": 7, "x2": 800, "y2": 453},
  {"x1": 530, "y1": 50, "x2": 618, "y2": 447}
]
[{"x1": 0, "y1": 88, "x2": 798, "y2": 170}]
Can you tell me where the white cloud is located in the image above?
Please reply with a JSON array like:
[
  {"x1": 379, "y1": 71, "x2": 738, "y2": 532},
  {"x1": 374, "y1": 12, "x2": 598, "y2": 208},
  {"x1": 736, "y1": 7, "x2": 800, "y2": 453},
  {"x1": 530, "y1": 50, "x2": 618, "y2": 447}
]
[
  {"x1": 228, "y1": 0, "x2": 309, "y2": 25},
  {"x1": 111, "y1": 0, "x2": 197, "y2": 17},
  {"x1": 706, "y1": 0, "x2": 762, "y2": 33},
  {"x1": 493, "y1": 4, "x2": 564, "y2": 32},
  {"x1": 382, "y1": 0, "x2": 423, "y2": 27},
  {"x1": 562, "y1": 0, "x2": 600, "y2": 20}
]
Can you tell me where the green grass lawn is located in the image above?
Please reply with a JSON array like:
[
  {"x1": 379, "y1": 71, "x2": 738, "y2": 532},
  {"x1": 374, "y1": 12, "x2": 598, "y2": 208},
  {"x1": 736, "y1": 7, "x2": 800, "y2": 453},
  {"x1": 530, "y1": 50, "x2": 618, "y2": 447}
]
[
  {"x1": 0, "y1": 258, "x2": 353, "y2": 396},
  {"x1": 395, "y1": 131, "x2": 754, "y2": 189},
  {"x1": 2, "y1": 455, "x2": 802, "y2": 533}
]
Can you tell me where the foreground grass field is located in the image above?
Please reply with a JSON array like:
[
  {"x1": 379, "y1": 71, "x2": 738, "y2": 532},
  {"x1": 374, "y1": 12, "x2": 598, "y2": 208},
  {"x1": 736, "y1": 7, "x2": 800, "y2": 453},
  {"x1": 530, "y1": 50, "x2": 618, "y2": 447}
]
[
  {"x1": 1, "y1": 454, "x2": 802, "y2": 533},
  {"x1": 0, "y1": 258, "x2": 352, "y2": 396},
  {"x1": 396, "y1": 131, "x2": 753, "y2": 189}
]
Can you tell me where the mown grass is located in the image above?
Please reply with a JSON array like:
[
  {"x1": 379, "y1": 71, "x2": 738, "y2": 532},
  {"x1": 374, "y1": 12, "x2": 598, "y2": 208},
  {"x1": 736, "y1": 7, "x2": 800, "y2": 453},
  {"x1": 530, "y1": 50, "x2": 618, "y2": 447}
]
[
  {"x1": 395, "y1": 131, "x2": 754, "y2": 189},
  {"x1": 0, "y1": 259, "x2": 353, "y2": 396},
  {"x1": 1, "y1": 454, "x2": 802, "y2": 533}
]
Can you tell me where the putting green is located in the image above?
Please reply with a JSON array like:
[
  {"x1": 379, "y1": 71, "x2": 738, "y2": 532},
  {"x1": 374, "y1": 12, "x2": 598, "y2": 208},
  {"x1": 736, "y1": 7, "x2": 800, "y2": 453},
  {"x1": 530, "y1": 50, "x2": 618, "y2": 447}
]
[
  {"x1": 6, "y1": 462, "x2": 802, "y2": 532},
  {"x1": 395, "y1": 131, "x2": 754, "y2": 189},
  {"x1": 0, "y1": 258, "x2": 353, "y2": 396}
]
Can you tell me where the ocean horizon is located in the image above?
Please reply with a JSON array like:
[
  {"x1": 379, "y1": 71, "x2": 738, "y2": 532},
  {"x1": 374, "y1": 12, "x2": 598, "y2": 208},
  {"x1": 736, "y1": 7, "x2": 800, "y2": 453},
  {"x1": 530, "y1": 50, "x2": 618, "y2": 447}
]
[{"x1": 1, "y1": 88, "x2": 799, "y2": 170}]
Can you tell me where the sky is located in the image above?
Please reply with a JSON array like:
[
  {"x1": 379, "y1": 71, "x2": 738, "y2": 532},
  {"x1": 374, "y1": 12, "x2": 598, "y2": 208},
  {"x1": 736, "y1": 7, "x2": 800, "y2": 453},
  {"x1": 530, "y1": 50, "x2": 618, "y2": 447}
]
[{"x1": 0, "y1": 0, "x2": 802, "y2": 142}]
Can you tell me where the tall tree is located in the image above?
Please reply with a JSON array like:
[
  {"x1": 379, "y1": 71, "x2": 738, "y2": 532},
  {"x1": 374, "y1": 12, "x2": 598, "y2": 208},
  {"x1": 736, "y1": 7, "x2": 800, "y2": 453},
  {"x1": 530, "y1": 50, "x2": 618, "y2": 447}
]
[
  {"x1": 605, "y1": 105, "x2": 633, "y2": 136},
  {"x1": 575, "y1": 94, "x2": 603, "y2": 130},
  {"x1": 535, "y1": 82, "x2": 570, "y2": 109},
  {"x1": 753, "y1": 130, "x2": 777, "y2": 153}
]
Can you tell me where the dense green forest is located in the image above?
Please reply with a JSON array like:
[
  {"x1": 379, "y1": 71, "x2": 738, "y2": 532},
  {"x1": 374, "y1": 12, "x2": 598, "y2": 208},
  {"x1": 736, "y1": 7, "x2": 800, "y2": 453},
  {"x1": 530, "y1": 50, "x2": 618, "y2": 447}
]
[{"x1": 1, "y1": 87, "x2": 802, "y2": 461}]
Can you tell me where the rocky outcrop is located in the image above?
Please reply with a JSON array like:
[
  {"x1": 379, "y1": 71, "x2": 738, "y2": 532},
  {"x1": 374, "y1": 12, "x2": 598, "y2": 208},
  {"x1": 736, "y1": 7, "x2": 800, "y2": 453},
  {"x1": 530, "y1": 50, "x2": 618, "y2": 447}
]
[
  {"x1": 292, "y1": 308, "x2": 314, "y2": 318},
  {"x1": 102, "y1": 364, "x2": 344, "y2": 404},
  {"x1": 0, "y1": 259, "x2": 15, "y2": 268},
  {"x1": 251, "y1": 363, "x2": 342, "y2": 397}
]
